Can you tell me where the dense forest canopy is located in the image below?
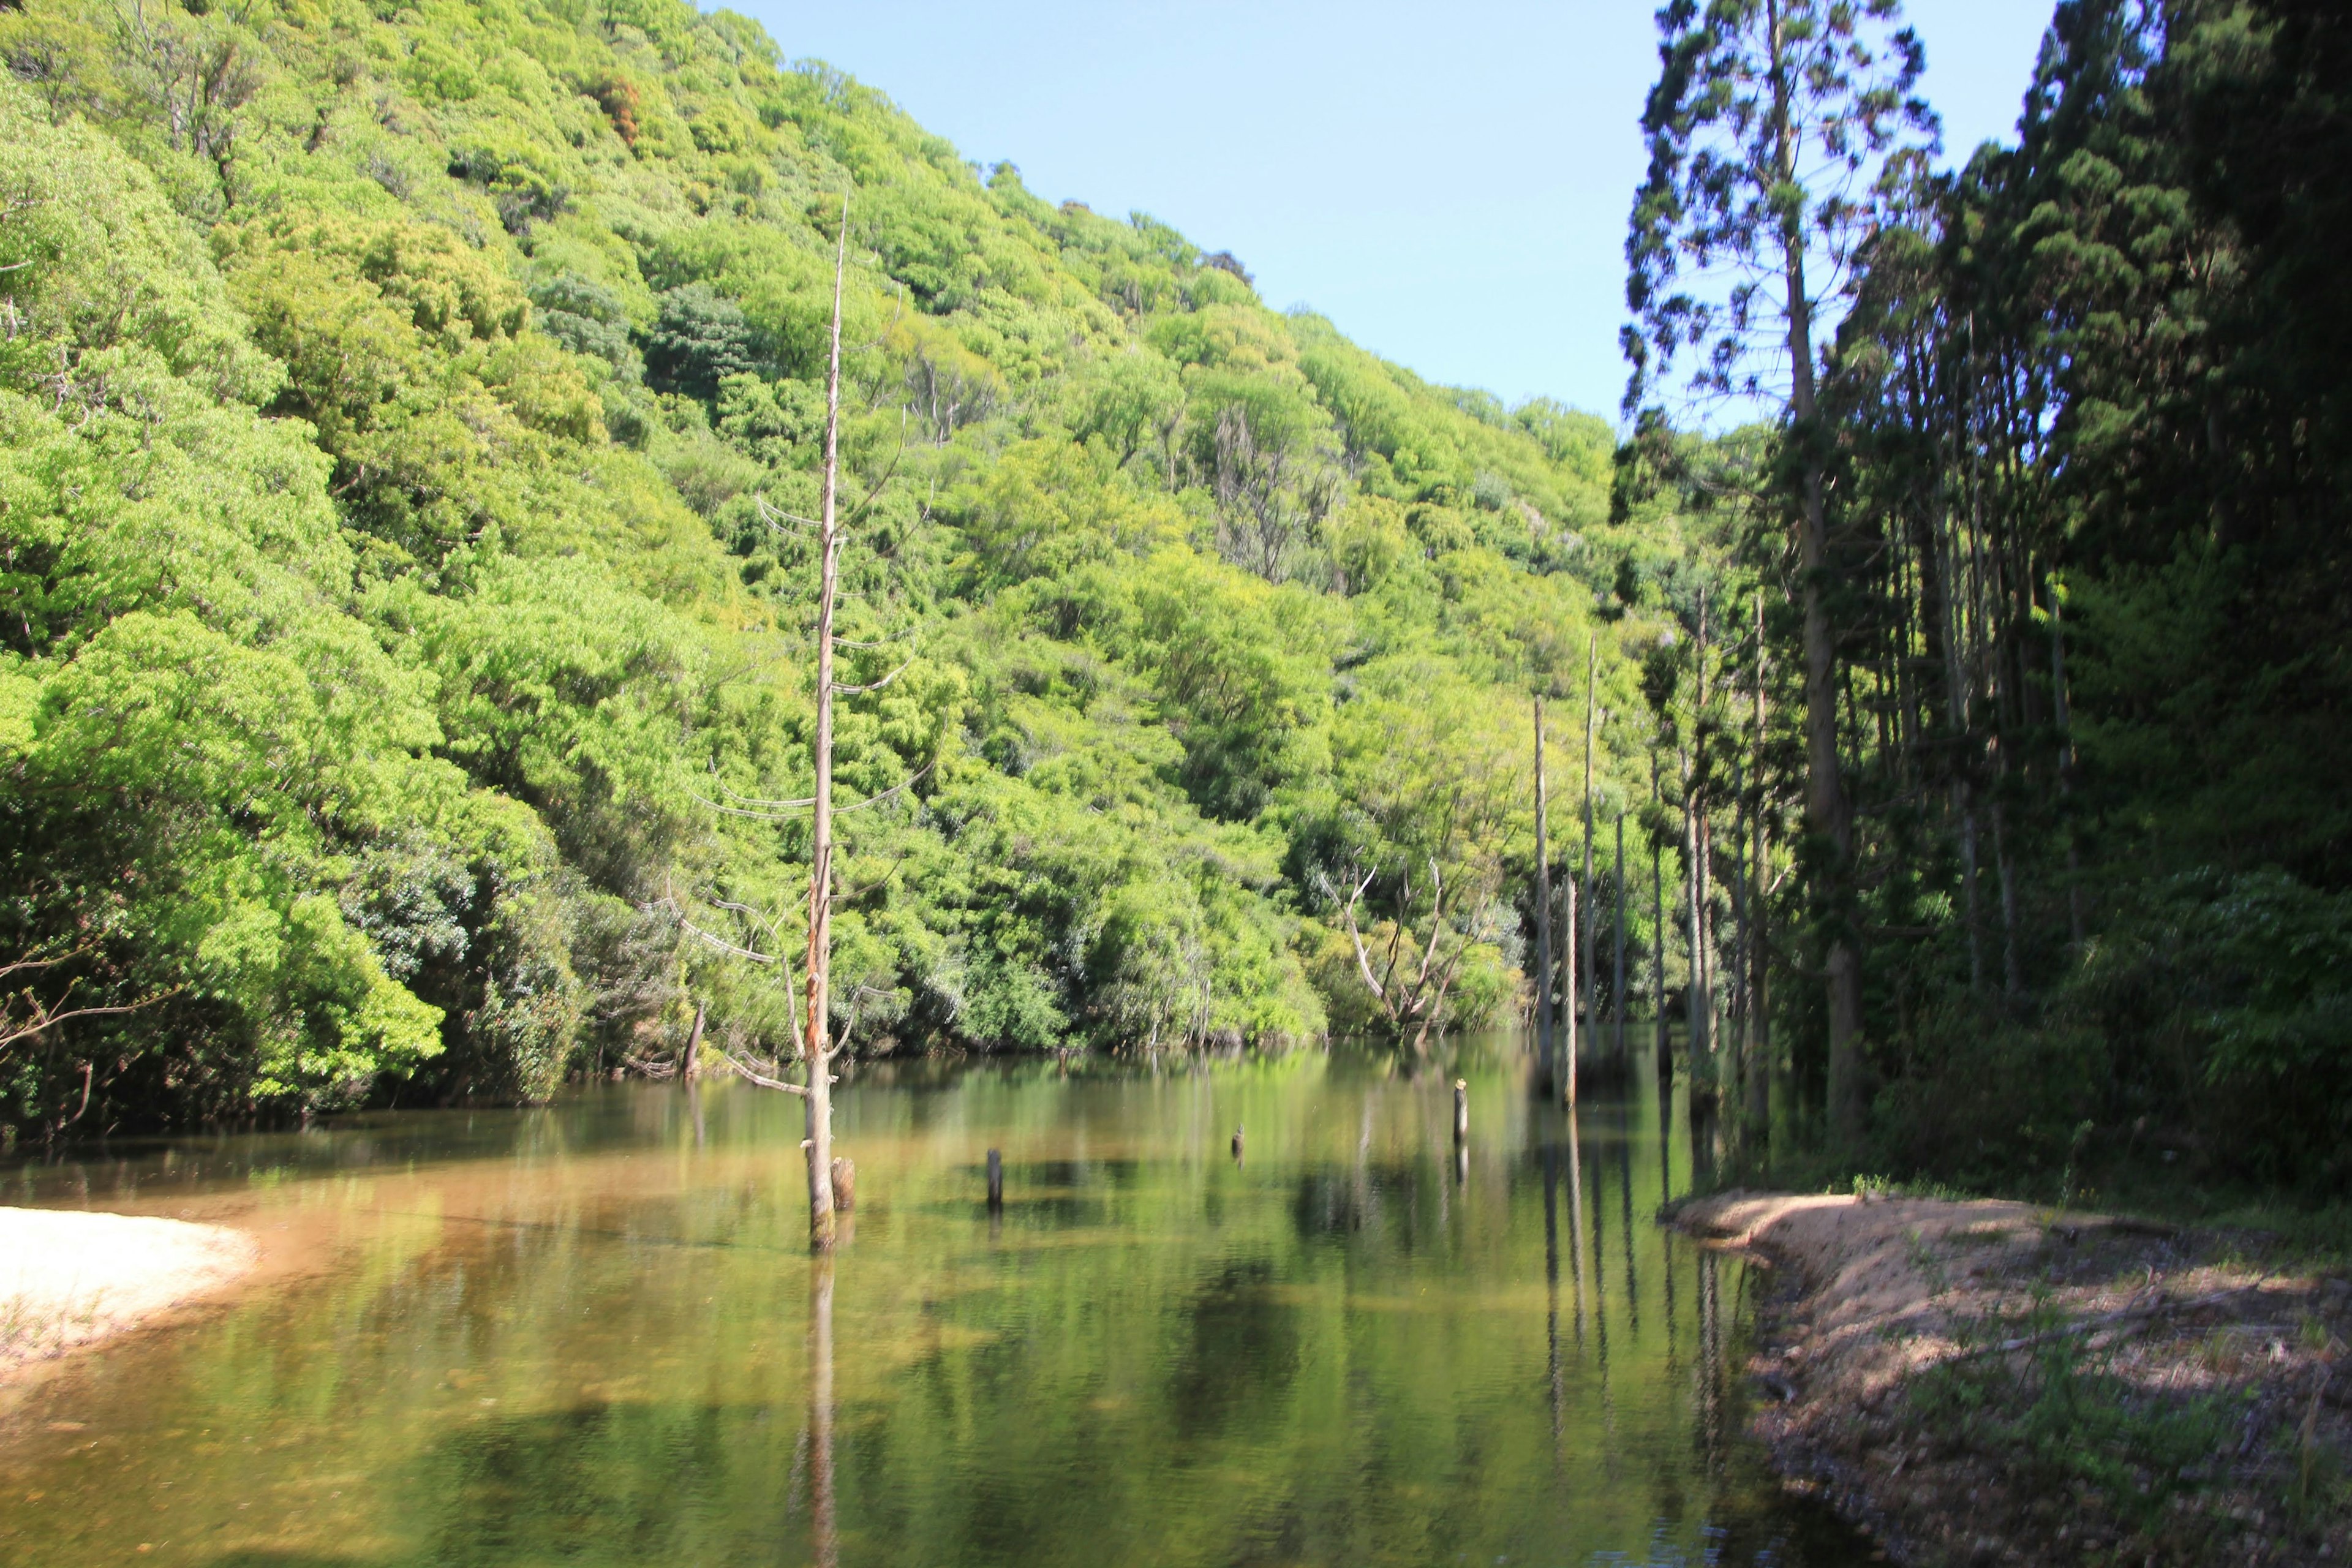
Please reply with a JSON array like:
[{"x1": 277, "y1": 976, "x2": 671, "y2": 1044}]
[
  {"x1": 2, "y1": 0, "x2": 2345, "y2": 1203},
  {"x1": 0, "y1": 0, "x2": 1670, "y2": 1147},
  {"x1": 1621, "y1": 0, "x2": 2352, "y2": 1193}
]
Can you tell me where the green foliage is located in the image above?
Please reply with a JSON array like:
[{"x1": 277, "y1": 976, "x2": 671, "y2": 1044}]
[
  {"x1": 0, "y1": 0, "x2": 1636, "y2": 1143},
  {"x1": 1682, "y1": 0, "x2": 2352, "y2": 1196}
]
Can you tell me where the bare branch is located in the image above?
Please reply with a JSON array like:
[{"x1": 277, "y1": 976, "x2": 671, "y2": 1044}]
[
  {"x1": 1, "y1": 985, "x2": 183, "y2": 1053},
  {"x1": 832, "y1": 655, "x2": 915, "y2": 696},
  {"x1": 711, "y1": 1046, "x2": 813, "y2": 1095}
]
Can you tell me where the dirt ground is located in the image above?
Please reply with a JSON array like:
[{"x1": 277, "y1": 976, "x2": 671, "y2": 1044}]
[
  {"x1": 0, "y1": 1206, "x2": 257, "y2": 1384},
  {"x1": 1673, "y1": 1190, "x2": 2352, "y2": 1567}
]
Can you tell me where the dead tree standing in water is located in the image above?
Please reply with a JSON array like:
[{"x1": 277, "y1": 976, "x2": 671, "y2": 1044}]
[
  {"x1": 1533, "y1": 699, "x2": 1558, "y2": 1093},
  {"x1": 800, "y1": 194, "x2": 854, "y2": 1251},
  {"x1": 1578, "y1": 632, "x2": 1600, "y2": 1055}
]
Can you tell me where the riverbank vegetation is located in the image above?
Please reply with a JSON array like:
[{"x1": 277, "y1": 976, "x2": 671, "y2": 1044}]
[
  {"x1": 0, "y1": 0, "x2": 1664, "y2": 1147},
  {"x1": 1, "y1": 0, "x2": 2345, "y2": 1234}
]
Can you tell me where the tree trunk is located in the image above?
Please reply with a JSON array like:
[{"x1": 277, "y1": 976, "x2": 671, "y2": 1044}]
[
  {"x1": 1994, "y1": 783, "x2": 2023, "y2": 1003},
  {"x1": 802, "y1": 197, "x2": 851, "y2": 1252},
  {"x1": 1682, "y1": 742, "x2": 1704, "y2": 1069},
  {"x1": 680, "y1": 1001, "x2": 704, "y2": 1082},
  {"x1": 1747, "y1": 594, "x2": 1771, "y2": 1145},
  {"x1": 1652, "y1": 752, "x2": 1670, "y2": 1074},
  {"x1": 1579, "y1": 632, "x2": 1599, "y2": 1051},
  {"x1": 1613, "y1": 811, "x2": 1627, "y2": 1064},
  {"x1": 1693, "y1": 588, "x2": 1717, "y2": 1084},
  {"x1": 1731, "y1": 763, "x2": 1749, "y2": 1151},
  {"x1": 2049, "y1": 581, "x2": 2084, "y2": 948},
  {"x1": 1771, "y1": 2, "x2": 1863, "y2": 1142},
  {"x1": 1562, "y1": 874, "x2": 1578, "y2": 1108},
  {"x1": 1533, "y1": 699, "x2": 1556, "y2": 1091}
]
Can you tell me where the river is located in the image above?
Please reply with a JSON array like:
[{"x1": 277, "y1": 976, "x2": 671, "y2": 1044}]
[{"x1": 0, "y1": 1037, "x2": 1869, "y2": 1567}]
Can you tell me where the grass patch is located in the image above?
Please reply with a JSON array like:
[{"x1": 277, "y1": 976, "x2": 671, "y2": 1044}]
[{"x1": 1910, "y1": 1290, "x2": 2231, "y2": 1539}]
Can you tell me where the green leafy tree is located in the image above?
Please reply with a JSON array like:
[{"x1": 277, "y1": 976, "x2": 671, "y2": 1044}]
[{"x1": 1626, "y1": 0, "x2": 1936, "y2": 1142}]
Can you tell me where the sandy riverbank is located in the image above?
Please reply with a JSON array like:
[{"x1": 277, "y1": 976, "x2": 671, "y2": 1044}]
[
  {"x1": 1674, "y1": 1190, "x2": 2352, "y2": 1566},
  {"x1": 0, "y1": 1207, "x2": 258, "y2": 1384}
]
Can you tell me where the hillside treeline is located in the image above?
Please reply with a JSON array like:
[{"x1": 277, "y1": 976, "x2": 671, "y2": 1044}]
[{"x1": 0, "y1": 0, "x2": 1698, "y2": 1147}]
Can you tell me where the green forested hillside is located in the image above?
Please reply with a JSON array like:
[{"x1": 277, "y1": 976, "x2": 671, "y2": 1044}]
[{"x1": 0, "y1": 0, "x2": 1665, "y2": 1142}]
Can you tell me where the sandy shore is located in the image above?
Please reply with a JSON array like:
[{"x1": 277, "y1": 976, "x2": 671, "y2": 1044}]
[
  {"x1": 1673, "y1": 1190, "x2": 2352, "y2": 1567},
  {"x1": 0, "y1": 1206, "x2": 258, "y2": 1382}
]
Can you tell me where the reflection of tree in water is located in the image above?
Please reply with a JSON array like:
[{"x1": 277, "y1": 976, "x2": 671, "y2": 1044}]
[
  {"x1": 1165, "y1": 1255, "x2": 1301, "y2": 1441},
  {"x1": 1697, "y1": 1250, "x2": 1724, "y2": 1476},
  {"x1": 413, "y1": 1403, "x2": 750, "y2": 1565},
  {"x1": 1618, "y1": 1098, "x2": 1640, "y2": 1340},
  {"x1": 810, "y1": 1254, "x2": 836, "y2": 1568},
  {"x1": 1542, "y1": 1131, "x2": 1563, "y2": 1454}
]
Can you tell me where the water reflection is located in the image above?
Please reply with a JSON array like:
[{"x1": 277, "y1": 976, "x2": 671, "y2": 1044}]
[
  {"x1": 0, "y1": 1037, "x2": 1866, "y2": 1568},
  {"x1": 810, "y1": 1255, "x2": 837, "y2": 1568}
]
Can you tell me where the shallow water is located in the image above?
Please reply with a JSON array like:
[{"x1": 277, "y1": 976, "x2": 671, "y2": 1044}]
[{"x1": 0, "y1": 1038, "x2": 1866, "y2": 1567}]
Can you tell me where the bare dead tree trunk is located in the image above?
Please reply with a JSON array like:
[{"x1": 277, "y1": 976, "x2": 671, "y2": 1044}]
[
  {"x1": 1562, "y1": 874, "x2": 1579, "y2": 1109},
  {"x1": 802, "y1": 196, "x2": 850, "y2": 1253},
  {"x1": 1579, "y1": 632, "x2": 1600, "y2": 1052},
  {"x1": 1534, "y1": 699, "x2": 1557, "y2": 1093},
  {"x1": 1613, "y1": 811, "x2": 1627, "y2": 1065}
]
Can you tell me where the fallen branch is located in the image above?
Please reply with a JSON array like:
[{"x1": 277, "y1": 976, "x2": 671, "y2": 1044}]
[{"x1": 712, "y1": 1046, "x2": 826, "y2": 1096}]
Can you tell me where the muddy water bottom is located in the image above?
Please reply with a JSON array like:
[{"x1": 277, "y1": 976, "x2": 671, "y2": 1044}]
[{"x1": 0, "y1": 1040, "x2": 1870, "y2": 1567}]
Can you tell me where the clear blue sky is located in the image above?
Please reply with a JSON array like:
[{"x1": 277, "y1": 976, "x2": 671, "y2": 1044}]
[{"x1": 735, "y1": 0, "x2": 2056, "y2": 421}]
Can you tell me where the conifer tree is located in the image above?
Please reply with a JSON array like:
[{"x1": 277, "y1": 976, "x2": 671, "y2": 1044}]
[{"x1": 1624, "y1": 0, "x2": 1936, "y2": 1144}]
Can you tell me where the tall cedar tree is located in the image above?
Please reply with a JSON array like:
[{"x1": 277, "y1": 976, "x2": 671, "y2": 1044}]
[{"x1": 1625, "y1": 0, "x2": 1935, "y2": 1143}]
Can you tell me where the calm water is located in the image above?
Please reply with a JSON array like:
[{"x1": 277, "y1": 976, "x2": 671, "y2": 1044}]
[{"x1": 0, "y1": 1038, "x2": 1868, "y2": 1568}]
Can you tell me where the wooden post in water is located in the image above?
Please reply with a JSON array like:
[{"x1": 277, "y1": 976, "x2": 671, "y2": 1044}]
[
  {"x1": 829, "y1": 1156, "x2": 855, "y2": 1213},
  {"x1": 1453, "y1": 1078, "x2": 1468, "y2": 1144},
  {"x1": 1532, "y1": 698, "x2": 1556, "y2": 1093},
  {"x1": 986, "y1": 1148, "x2": 1003, "y2": 1210}
]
